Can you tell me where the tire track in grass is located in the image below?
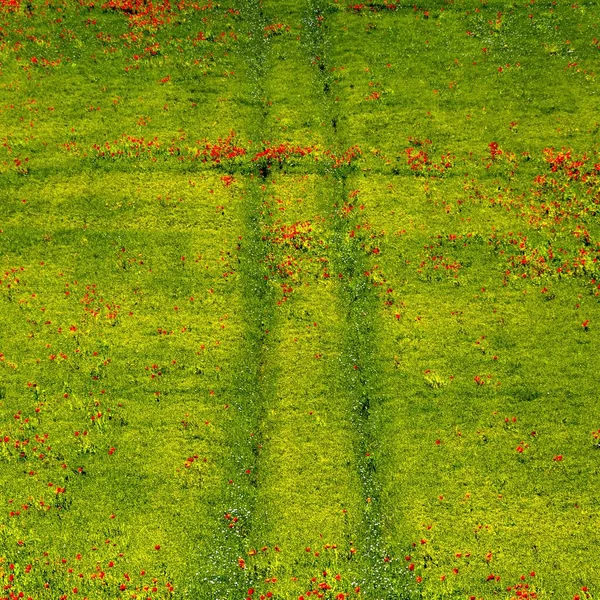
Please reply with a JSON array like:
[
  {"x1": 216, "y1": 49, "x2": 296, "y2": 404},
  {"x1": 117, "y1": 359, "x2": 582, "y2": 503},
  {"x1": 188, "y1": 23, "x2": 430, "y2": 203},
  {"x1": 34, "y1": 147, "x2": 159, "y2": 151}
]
[{"x1": 301, "y1": 1, "x2": 417, "y2": 597}]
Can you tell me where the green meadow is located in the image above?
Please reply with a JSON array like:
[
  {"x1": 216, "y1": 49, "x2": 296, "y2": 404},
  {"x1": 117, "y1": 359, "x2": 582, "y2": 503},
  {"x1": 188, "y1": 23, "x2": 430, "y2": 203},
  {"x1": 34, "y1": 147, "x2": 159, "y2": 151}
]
[{"x1": 1, "y1": 1, "x2": 599, "y2": 599}]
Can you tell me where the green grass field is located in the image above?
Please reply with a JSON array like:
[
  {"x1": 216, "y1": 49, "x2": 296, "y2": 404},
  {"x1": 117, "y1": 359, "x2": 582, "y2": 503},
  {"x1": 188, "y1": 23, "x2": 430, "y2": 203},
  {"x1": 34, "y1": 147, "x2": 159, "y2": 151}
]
[{"x1": 1, "y1": 0, "x2": 600, "y2": 598}]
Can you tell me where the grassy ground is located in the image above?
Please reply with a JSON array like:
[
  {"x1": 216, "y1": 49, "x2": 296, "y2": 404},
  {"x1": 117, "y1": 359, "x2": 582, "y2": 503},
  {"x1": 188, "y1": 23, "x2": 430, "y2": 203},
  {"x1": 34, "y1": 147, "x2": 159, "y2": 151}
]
[{"x1": 1, "y1": 0, "x2": 599, "y2": 598}]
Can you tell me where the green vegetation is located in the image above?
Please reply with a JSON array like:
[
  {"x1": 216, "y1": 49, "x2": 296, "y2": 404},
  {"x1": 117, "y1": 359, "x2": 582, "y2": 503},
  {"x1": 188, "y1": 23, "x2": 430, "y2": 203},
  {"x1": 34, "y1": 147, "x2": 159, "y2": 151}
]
[{"x1": 1, "y1": 0, "x2": 599, "y2": 598}]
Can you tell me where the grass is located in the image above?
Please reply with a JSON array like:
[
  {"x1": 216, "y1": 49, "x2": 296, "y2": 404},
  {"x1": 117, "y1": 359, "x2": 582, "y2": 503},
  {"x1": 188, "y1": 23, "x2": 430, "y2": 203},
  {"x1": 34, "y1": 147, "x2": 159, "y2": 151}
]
[{"x1": 1, "y1": 0, "x2": 600, "y2": 598}]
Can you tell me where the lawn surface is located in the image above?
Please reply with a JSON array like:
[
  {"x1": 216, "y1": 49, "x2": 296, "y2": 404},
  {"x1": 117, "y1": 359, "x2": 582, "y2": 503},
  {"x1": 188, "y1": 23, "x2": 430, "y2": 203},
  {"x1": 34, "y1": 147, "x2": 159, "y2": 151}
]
[{"x1": 1, "y1": 1, "x2": 600, "y2": 599}]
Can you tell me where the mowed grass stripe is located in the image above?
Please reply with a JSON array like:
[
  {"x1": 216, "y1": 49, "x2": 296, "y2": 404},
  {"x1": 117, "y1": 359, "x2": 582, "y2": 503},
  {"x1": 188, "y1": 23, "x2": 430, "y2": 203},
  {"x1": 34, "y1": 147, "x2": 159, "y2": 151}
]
[
  {"x1": 193, "y1": 3, "x2": 272, "y2": 597},
  {"x1": 245, "y1": 173, "x2": 365, "y2": 598}
]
